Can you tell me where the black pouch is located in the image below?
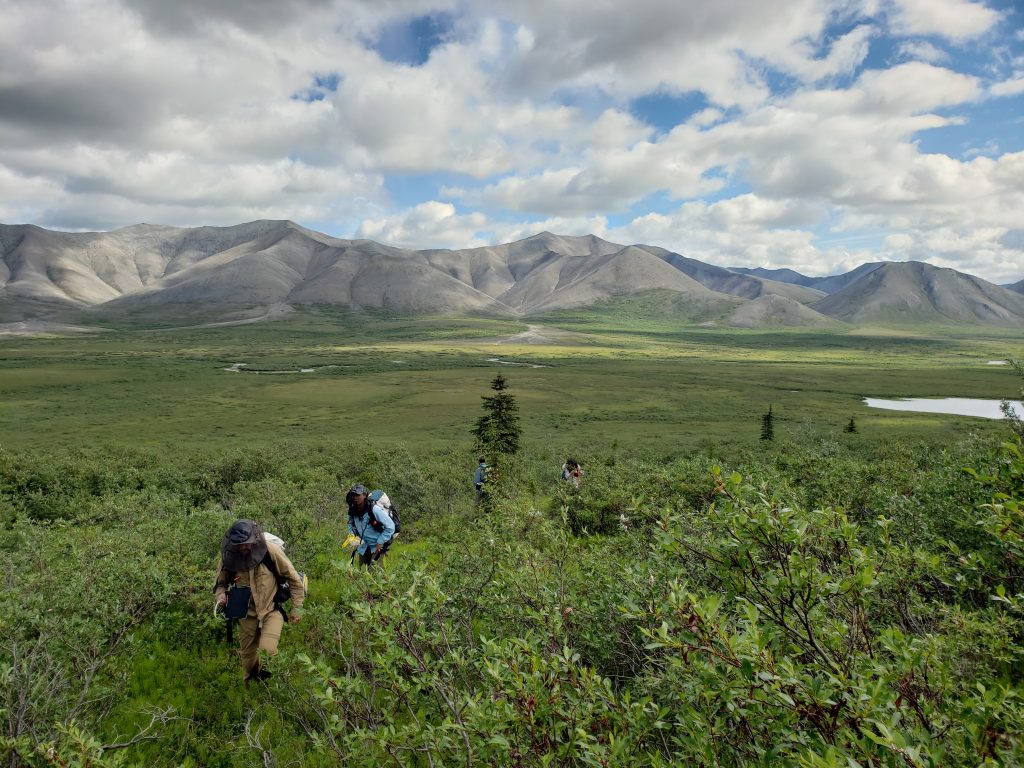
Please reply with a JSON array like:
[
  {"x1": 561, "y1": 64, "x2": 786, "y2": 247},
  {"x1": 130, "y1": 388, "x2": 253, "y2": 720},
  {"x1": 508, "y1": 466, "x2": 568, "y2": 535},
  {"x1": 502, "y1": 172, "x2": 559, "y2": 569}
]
[
  {"x1": 224, "y1": 585, "x2": 251, "y2": 619},
  {"x1": 274, "y1": 580, "x2": 291, "y2": 604}
]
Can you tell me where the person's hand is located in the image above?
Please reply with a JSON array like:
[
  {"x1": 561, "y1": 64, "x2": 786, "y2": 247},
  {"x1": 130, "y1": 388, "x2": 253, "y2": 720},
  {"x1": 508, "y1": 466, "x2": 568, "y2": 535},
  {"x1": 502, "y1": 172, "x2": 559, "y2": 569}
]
[
  {"x1": 289, "y1": 612, "x2": 301, "y2": 624},
  {"x1": 374, "y1": 543, "x2": 383, "y2": 555},
  {"x1": 217, "y1": 593, "x2": 227, "y2": 608}
]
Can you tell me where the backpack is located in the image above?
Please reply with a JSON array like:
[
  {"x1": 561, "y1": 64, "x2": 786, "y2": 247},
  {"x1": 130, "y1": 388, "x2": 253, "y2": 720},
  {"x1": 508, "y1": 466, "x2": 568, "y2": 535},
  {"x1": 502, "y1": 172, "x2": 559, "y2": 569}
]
[{"x1": 366, "y1": 490, "x2": 401, "y2": 535}]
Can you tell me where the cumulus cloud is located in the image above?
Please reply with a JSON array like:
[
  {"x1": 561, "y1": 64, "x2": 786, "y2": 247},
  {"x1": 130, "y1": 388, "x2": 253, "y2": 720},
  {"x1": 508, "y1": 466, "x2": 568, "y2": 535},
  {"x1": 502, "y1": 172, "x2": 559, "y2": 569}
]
[
  {"x1": 356, "y1": 201, "x2": 490, "y2": 248},
  {"x1": 463, "y1": 61, "x2": 984, "y2": 217},
  {"x1": 990, "y1": 77, "x2": 1024, "y2": 97},
  {"x1": 886, "y1": 0, "x2": 999, "y2": 40},
  {"x1": 610, "y1": 201, "x2": 829, "y2": 275},
  {"x1": 0, "y1": 0, "x2": 1021, "y2": 283},
  {"x1": 771, "y1": 24, "x2": 875, "y2": 83},
  {"x1": 471, "y1": 119, "x2": 724, "y2": 216},
  {"x1": 896, "y1": 40, "x2": 949, "y2": 64},
  {"x1": 483, "y1": 0, "x2": 906, "y2": 108}
]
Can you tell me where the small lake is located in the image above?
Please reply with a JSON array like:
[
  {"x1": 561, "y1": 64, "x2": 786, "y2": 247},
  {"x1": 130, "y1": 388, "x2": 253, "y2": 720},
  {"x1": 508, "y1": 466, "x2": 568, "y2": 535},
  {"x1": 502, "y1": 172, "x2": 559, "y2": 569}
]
[{"x1": 864, "y1": 397, "x2": 1024, "y2": 420}]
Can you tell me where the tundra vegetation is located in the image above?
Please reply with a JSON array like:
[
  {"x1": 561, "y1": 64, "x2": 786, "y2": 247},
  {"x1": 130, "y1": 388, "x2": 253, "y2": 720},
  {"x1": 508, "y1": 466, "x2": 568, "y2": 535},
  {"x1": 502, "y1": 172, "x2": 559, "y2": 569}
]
[{"x1": 1, "y1": 311, "x2": 1022, "y2": 767}]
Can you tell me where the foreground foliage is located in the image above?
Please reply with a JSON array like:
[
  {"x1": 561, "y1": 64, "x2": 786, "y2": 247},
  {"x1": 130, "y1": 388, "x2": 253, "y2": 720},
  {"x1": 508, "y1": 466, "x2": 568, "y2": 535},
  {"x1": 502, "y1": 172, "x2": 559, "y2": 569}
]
[{"x1": 1, "y1": 432, "x2": 1022, "y2": 766}]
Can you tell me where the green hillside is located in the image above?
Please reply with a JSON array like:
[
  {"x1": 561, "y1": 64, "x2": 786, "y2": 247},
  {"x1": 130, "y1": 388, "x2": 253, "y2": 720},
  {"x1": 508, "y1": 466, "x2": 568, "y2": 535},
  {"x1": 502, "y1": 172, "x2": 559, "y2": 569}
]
[{"x1": 1, "y1": 313, "x2": 1023, "y2": 766}]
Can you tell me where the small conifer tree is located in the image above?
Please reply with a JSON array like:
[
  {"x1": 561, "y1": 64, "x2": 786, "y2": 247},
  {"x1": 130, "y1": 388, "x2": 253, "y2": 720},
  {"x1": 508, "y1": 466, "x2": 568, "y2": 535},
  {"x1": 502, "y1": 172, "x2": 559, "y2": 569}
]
[
  {"x1": 760, "y1": 405, "x2": 775, "y2": 441},
  {"x1": 472, "y1": 374, "x2": 522, "y2": 463},
  {"x1": 844, "y1": 416, "x2": 857, "y2": 433}
]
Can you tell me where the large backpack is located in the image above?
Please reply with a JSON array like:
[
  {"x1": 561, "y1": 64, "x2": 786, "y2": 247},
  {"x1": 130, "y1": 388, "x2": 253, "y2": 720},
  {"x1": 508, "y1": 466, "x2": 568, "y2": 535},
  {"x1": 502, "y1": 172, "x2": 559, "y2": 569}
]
[{"x1": 366, "y1": 490, "x2": 401, "y2": 535}]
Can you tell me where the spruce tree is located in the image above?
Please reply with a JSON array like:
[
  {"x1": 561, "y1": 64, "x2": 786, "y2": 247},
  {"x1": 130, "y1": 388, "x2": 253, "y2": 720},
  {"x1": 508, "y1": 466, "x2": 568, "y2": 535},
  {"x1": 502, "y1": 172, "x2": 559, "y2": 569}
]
[
  {"x1": 760, "y1": 405, "x2": 775, "y2": 441},
  {"x1": 472, "y1": 374, "x2": 522, "y2": 463},
  {"x1": 844, "y1": 416, "x2": 857, "y2": 433}
]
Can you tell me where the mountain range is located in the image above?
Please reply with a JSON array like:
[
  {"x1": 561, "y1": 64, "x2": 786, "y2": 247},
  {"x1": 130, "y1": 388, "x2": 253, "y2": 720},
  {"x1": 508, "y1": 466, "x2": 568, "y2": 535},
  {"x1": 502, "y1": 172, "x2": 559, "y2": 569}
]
[{"x1": 1, "y1": 220, "x2": 1022, "y2": 329}]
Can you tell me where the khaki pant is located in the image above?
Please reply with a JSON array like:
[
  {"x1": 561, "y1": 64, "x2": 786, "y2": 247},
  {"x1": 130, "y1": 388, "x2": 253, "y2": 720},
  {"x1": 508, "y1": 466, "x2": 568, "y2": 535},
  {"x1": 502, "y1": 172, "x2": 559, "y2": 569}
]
[{"x1": 237, "y1": 609, "x2": 284, "y2": 680}]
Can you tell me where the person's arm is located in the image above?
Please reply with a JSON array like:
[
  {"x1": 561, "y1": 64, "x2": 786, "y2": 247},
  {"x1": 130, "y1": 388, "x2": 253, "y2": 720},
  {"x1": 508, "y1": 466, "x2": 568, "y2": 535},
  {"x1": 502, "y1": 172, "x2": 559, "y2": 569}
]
[{"x1": 213, "y1": 558, "x2": 229, "y2": 607}]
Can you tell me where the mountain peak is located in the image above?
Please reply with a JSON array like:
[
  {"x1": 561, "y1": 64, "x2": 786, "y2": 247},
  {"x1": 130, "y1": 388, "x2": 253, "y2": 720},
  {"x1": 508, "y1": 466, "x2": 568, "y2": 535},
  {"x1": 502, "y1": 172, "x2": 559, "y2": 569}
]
[
  {"x1": 3, "y1": 222, "x2": 1021, "y2": 330},
  {"x1": 814, "y1": 258, "x2": 1024, "y2": 326}
]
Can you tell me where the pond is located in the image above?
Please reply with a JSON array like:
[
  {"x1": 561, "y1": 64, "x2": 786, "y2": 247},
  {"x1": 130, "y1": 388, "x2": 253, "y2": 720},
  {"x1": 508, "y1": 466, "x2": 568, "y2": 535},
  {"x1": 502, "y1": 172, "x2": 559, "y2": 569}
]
[{"x1": 863, "y1": 397, "x2": 1024, "y2": 420}]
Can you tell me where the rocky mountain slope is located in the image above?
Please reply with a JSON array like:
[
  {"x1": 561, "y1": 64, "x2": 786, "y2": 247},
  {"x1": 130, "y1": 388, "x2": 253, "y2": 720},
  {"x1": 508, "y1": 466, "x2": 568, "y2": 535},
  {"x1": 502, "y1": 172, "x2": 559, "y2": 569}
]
[
  {"x1": 2, "y1": 221, "x2": 1021, "y2": 328},
  {"x1": 730, "y1": 263, "x2": 885, "y2": 295},
  {"x1": 725, "y1": 294, "x2": 838, "y2": 328},
  {"x1": 726, "y1": 266, "x2": 820, "y2": 288},
  {"x1": 812, "y1": 261, "x2": 1024, "y2": 327},
  {"x1": 651, "y1": 249, "x2": 824, "y2": 302}
]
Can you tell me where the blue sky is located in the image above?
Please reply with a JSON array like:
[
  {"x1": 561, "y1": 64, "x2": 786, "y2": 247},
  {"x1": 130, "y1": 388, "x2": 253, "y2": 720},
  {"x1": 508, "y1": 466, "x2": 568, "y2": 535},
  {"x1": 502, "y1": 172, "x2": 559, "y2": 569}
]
[{"x1": 0, "y1": 0, "x2": 1021, "y2": 282}]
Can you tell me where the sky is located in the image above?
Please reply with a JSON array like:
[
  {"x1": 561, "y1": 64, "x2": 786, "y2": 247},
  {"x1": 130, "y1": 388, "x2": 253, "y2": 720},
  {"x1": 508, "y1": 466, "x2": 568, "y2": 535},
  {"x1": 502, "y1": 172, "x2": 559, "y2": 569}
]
[{"x1": 1, "y1": 0, "x2": 1022, "y2": 283}]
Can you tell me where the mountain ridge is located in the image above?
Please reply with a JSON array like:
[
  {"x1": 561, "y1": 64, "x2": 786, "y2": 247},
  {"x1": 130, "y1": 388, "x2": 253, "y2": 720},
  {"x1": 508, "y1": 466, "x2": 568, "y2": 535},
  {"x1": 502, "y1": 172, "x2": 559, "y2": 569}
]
[
  {"x1": 812, "y1": 261, "x2": 1024, "y2": 327},
  {"x1": 2, "y1": 220, "x2": 1021, "y2": 329}
]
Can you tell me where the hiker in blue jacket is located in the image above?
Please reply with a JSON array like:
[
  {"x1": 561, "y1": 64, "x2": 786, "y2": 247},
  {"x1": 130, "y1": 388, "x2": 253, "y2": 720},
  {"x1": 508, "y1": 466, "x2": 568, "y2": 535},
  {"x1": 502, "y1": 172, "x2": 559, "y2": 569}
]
[
  {"x1": 346, "y1": 483, "x2": 395, "y2": 566},
  {"x1": 474, "y1": 457, "x2": 488, "y2": 503}
]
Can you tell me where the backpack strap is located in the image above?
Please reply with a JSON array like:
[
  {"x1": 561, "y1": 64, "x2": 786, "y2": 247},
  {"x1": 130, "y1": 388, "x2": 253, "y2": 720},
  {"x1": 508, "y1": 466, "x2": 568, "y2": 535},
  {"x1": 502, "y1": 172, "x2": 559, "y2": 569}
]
[
  {"x1": 360, "y1": 499, "x2": 385, "y2": 533},
  {"x1": 260, "y1": 553, "x2": 290, "y2": 622}
]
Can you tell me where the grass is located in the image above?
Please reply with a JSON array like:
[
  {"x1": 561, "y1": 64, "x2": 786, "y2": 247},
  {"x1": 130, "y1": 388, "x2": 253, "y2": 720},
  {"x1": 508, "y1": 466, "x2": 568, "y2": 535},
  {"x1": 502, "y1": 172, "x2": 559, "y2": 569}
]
[{"x1": 1, "y1": 308, "x2": 1021, "y2": 454}]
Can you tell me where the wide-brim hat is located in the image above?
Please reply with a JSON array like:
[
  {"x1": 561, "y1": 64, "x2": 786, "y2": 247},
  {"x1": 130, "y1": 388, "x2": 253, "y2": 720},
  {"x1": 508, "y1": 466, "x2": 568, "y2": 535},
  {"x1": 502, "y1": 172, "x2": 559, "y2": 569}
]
[{"x1": 220, "y1": 519, "x2": 268, "y2": 571}]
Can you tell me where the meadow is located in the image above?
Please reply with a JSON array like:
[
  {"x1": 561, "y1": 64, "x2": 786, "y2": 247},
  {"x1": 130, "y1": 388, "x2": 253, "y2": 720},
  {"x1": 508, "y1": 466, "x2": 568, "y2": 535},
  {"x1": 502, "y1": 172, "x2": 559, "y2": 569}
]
[
  {"x1": 1, "y1": 308, "x2": 1019, "y2": 453},
  {"x1": 1, "y1": 309, "x2": 1023, "y2": 767}
]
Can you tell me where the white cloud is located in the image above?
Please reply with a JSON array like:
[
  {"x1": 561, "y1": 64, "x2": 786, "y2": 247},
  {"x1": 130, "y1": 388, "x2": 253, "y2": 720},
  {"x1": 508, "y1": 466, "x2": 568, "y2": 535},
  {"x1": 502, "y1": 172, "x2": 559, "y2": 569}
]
[
  {"x1": 990, "y1": 77, "x2": 1024, "y2": 97},
  {"x1": 886, "y1": 0, "x2": 999, "y2": 40},
  {"x1": 852, "y1": 61, "x2": 980, "y2": 114},
  {"x1": 0, "y1": 0, "x2": 1021, "y2": 284},
  {"x1": 356, "y1": 201, "x2": 490, "y2": 248},
  {"x1": 772, "y1": 24, "x2": 875, "y2": 83},
  {"x1": 896, "y1": 40, "x2": 948, "y2": 63},
  {"x1": 610, "y1": 201, "x2": 829, "y2": 274},
  {"x1": 706, "y1": 194, "x2": 821, "y2": 228},
  {"x1": 0, "y1": 165, "x2": 67, "y2": 224},
  {"x1": 470, "y1": 61, "x2": 984, "y2": 219},
  {"x1": 487, "y1": 0, "x2": 875, "y2": 107},
  {"x1": 690, "y1": 108, "x2": 725, "y2": 127},
  {"x1": 471, "y1": 122, "x2": 723, "y2": 215},
  {"x1": 963, "y1": 140, "x2": 1000, "y2": 159}
]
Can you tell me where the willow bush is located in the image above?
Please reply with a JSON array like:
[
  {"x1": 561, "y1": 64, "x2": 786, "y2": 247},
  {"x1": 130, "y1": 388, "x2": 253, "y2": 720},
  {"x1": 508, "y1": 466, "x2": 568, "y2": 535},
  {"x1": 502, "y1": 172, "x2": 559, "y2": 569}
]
[{"x1": 1, "y1": 434, "x2": 1022, "y2": 766}]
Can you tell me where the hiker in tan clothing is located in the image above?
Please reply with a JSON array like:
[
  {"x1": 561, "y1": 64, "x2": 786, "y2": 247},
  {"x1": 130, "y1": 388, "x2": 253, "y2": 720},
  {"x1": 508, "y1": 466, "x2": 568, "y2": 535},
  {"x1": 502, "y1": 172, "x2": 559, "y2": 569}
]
[{"x1": 214, "y1": 520, "x2": 304, "y2": 682}]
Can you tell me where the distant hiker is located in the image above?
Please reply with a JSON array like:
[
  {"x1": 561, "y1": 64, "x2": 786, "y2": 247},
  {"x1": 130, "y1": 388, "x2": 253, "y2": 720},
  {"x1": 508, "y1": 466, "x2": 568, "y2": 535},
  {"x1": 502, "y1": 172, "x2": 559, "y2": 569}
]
[
  {"x1": 561, "y1": 457, "x2": 583, "y2": 487},
  {"x1": 474, "y1": 457, "x2": 489, "y2": 502},
  {"x1": 214, "y1": 520, "x2": 304, "y2": 683},
  {"x1": 346, "y1": 483, "x2": 396, "y2": 567}
]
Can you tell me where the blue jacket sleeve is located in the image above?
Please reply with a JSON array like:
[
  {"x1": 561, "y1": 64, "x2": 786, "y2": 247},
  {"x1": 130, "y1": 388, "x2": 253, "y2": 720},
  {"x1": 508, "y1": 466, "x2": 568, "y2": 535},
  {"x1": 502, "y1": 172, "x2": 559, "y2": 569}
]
[{"x1": 372, "y1": 503, "x2": 395, "y2": 543}]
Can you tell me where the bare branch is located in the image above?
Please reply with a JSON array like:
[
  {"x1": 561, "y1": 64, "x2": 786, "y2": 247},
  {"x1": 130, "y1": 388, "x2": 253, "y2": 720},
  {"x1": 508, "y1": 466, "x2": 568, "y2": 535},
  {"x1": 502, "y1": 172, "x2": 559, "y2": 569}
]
[{"x1": 103, "y1": 707, "x2": 187, "y2": 751}]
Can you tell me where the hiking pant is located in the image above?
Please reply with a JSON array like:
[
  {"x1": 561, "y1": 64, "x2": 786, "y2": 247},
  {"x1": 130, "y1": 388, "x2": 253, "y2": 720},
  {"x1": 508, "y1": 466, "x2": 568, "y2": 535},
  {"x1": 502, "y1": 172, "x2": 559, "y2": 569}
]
[
  {"x1": 238, "y1": 610, "x2": 284, "y2": 680},
  {"x1": 356, "y1": 543, "x2": 390, "y2": 567}
]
